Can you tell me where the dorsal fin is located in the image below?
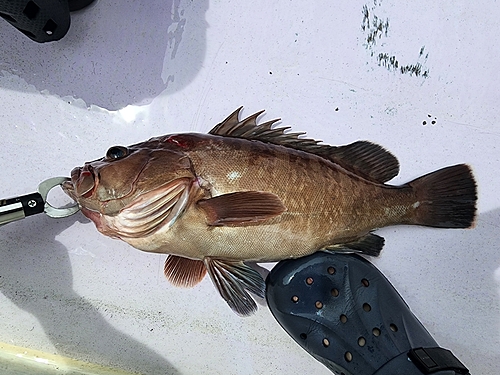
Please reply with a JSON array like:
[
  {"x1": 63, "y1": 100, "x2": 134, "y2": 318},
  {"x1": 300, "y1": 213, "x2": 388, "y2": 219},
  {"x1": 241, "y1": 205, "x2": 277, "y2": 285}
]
[
  {"x1": 318, "y1": 141, "x2": 400, "y2": 183},
  {"x1": 209, "y1": 108, "x2": 400, "y2": 183},
  {"x1": 209, "y1": 107, "x2": 320, "y2": 150}
]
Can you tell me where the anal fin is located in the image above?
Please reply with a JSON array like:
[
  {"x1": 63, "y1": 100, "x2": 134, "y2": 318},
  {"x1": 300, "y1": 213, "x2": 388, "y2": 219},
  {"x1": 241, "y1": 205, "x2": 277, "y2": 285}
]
[
  {"x1": 197, "y1": 191, "x2": 286, "y2": 226},
  {"x1": 164, "y1": 255, "x2": 207, "y2": 288},
  {"x1": 323, "y1": 233, "x2": 384, "y2": 257},
  {"x1": 204, "y1": 258, "x2": 266, "y2": 316}
]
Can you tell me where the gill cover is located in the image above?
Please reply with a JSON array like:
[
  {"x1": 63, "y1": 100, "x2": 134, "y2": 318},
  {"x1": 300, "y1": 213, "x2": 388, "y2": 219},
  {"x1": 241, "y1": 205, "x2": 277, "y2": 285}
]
[{"x1": 109, "y1": 177, "x2": 194, "y2": 238}]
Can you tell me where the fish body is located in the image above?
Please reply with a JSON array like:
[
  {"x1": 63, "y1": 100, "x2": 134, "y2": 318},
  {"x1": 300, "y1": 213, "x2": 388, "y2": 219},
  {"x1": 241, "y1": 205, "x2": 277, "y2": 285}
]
[
  {"x1": 63, "y1": 108, "x2": 477, "y2": 315},
  {"x1": 134, "y1": 133, "x2": 404, "y2": 260}
]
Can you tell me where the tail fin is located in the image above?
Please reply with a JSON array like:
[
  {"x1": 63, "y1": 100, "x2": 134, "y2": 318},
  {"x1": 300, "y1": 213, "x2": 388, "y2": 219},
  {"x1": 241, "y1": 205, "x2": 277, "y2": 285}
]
[{"x1": 408, "y1": 164, "x2": 477, "y2": 228}]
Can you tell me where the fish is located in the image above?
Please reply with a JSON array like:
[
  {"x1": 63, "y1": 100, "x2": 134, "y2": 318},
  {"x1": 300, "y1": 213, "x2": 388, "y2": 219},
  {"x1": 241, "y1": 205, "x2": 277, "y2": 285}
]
[{"x1": 62, "y1": 107, "x2": 477, "y2": 316}]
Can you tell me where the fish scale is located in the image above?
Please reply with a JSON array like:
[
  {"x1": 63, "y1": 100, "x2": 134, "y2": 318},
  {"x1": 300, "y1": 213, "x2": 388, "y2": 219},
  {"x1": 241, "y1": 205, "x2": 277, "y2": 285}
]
[{"x1": 184, "y1": 135, "x2": 390, "y2": 239}]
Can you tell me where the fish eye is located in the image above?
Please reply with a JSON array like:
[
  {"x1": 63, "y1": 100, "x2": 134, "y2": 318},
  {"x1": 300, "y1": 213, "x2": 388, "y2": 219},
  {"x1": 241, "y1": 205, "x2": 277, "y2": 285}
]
[{"x1": 105, "y1": 146, "x2": 129, "y2": 160}]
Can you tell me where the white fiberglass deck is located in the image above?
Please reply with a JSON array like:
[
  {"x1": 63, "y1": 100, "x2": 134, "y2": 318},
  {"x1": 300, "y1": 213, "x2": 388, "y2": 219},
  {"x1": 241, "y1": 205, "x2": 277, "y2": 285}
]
[{"x1": 0, "y1": 1, "x2": 499, "y2": 374}]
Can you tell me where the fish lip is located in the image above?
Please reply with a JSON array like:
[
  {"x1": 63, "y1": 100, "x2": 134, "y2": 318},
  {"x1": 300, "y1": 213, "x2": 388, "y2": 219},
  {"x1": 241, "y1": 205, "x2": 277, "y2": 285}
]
[
  {"x1": 72, "y1": 164, "x2": 98, "y2": 198},
  {"x1": 61, "y1": 180, "x2": 76, "y2": 198}
]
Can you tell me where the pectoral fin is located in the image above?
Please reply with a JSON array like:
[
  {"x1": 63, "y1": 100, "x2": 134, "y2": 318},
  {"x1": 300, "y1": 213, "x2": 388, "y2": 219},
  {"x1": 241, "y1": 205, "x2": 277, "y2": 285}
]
[
  {"x1": 164, "y1": 255, "x2": 207, "y2": 287},
  {"x1": 323, "y1": 233, "x2": 385, "y2": 257},
  {"x1": 204, "y1": 258, "x2": 266, "y2": 316},
  {"x1": 197, "y1": 191, "x2": 286, "y2": 226}
]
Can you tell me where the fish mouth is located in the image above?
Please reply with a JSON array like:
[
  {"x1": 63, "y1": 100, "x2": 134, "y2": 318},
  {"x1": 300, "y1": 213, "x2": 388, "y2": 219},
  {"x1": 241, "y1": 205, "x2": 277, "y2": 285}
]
[{"x1": 69, "y1": 164, "x2": 97, "y2": 199}]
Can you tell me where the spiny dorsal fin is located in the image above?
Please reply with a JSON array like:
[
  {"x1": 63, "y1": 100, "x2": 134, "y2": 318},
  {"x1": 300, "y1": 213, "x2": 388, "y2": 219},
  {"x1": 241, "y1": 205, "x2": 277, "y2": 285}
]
[
  {"x1": 209, "y1": 107, "x2": 319, "y2": 149},
  {"x1": 209, "y1": 108, "x2": 399, "y2": 183}
]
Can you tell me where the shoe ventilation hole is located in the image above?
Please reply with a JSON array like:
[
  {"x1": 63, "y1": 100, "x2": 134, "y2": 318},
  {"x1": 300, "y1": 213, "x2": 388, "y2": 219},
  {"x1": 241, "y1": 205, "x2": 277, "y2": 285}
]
[
  {"x1": 306, "y1": 277, "x2": 314, "y2": 285},
  {"x1": 331, "y1": 288, "x2": 339, "y2": 297},
  {"x1": 291, "y1": 295, "x2": 299, "y2": 303},
  {"x1": 43, "y1": 19, "x2": 57, "y2": 35},
  {"x1": 372, "y1": 327, "x2": 381, "y2": 337},
  {"x1": 344, "y1": 351, "x2": 353, "y2": 362},
  {"x1": 340, "y1": 314, "x2": 348, "y2": 323},
  {"x1": 358, "y1": 337, "x2": 366, "y2": 347},
  {"x1": 322, "y1": 338, "x2": 330, "y2": 347},
  {"x1": 363, "y1": 303, "x2": 371, "y2": 312},
  {"x1": 300, "y1": 333, "x2": 307, "y2": 340},
  {"x1": 0, "y1": 12, "x2": 16, "y2": 23},
  {"x1": 327, "y1": 266, "x2": 336, "y2": 275},
  {"x1": 361, "y1": 278, "x2": 370, "y2": 287},
  {"x1": 390, "y1": 323, "x2": 398, "y2": 332},
  {"x1": 315, "y1": 301, "x2": 323, "y2": 309},
  {"x1": 23, "y1": 1, "x2": 40, "y2": 20}
]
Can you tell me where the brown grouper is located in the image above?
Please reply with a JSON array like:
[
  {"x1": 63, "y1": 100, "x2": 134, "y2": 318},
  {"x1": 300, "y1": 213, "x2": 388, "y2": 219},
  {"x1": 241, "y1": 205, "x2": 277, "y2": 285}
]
[{"x1": 63, "y1": 108, "x2": 477, "y2": 315}]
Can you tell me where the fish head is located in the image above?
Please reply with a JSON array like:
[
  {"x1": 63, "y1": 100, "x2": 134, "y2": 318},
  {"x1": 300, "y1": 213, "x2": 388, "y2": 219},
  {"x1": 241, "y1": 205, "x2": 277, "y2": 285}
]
[{"x1": 63, "y1": 140, "x2": 196, "y2": 219}]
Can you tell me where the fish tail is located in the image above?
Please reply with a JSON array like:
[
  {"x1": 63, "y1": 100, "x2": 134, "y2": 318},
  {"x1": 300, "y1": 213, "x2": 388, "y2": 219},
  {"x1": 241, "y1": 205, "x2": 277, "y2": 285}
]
[{"x1": 406, "y1": 164, "x2": 477, "y2": 228}]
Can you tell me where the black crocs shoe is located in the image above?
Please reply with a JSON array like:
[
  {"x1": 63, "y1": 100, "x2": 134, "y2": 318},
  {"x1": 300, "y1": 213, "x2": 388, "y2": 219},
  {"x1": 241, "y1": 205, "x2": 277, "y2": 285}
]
[
  {"x1": 266, "y1": 252, "x2": 470, "y2": 375},
  {"x1": 0, "y1": 0, "x2": 95, "y2": 42}
]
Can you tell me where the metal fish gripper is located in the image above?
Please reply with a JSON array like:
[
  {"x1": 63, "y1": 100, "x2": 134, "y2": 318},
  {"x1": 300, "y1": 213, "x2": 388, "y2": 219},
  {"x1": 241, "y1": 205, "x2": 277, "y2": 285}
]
[{"x1": 0, "y1": 177, "x2": 79, "y2": 226}]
